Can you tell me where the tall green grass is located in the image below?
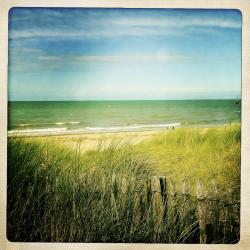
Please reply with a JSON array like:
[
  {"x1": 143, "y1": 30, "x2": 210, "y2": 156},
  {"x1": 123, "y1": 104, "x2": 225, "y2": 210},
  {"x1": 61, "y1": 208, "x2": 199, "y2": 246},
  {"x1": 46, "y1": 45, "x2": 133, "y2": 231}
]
[
  {"x1": 8, "y1": 139, "x2": 155, "y2": 242},
  {"x1": 7, "y1": 125, "x2": 240, "y2": 242},
  {"x1": 136, "y1": 125, "x2": 240, "y2": 196}
]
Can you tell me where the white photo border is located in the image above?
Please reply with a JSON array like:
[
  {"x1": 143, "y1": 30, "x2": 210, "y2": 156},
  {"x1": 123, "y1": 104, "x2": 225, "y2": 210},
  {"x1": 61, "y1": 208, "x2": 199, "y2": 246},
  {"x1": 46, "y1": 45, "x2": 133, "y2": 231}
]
[{"x1": 0, "y1": 1, "x2": 249, "y2": 249}]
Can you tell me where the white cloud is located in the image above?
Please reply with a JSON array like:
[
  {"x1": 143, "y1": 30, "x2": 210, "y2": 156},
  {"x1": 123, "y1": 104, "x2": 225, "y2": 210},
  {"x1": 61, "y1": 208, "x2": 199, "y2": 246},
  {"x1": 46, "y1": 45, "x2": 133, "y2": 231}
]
[
  {"x1": 107, "y1": 16, "x2": 241, "y2": 29},
  {"x1": 9, "y1": 27, "x2": 181, "y2": 40},
  {"x1": 38, "y1": 53, "x2": 194, "y2": 63},
  {"x1": 9, "y1": 12, "x2": 241, "y2": 40}
]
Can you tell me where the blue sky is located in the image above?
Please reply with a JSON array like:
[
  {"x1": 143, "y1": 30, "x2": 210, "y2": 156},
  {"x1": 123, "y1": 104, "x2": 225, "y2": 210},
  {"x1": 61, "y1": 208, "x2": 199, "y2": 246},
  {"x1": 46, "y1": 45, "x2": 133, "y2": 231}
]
[{"x1": 8, "y1": 8, "x2": 242, "y2": 101}]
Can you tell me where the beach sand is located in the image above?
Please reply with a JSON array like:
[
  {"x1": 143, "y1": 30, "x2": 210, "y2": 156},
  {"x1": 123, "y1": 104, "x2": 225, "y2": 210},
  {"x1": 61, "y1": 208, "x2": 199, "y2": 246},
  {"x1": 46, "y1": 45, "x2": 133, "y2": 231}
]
[
  {"x1": 8, "y1": 124, "x2": 237, "y2": 152},
  {"x1": 9, "y1": 130, "x2": 163, "y2": 152}
]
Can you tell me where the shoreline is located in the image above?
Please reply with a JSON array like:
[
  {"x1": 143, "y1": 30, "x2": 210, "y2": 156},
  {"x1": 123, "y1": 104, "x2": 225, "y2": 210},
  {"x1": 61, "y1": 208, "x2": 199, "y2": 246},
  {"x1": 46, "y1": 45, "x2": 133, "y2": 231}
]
[
  {"x1": 8, "y1": 128, "x2": 168, "y2": 139},
  {"x1": 7, "y1": 122, "x2": 240, "y2": 138}
]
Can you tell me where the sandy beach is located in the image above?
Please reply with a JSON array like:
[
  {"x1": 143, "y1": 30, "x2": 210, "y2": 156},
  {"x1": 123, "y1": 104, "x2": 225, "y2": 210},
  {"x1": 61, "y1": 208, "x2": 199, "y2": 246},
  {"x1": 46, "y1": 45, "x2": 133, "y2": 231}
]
[
  {"x1": 8, "y1": 123, "x2": 237, "y2": 152},
  {"x1": 9, "y1": 129, "x2": 163, "y2": 152}
]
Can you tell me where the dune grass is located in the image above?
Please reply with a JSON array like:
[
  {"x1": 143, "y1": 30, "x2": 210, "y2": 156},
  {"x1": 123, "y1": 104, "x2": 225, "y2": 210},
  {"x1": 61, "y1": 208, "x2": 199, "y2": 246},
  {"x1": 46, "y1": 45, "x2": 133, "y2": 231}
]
[
  {"x1": 136, "y1": 124, "x2": 241, "y2": 196},
  {"x1": 7, "y1": 124, "x2": 240, "y2": 243}
]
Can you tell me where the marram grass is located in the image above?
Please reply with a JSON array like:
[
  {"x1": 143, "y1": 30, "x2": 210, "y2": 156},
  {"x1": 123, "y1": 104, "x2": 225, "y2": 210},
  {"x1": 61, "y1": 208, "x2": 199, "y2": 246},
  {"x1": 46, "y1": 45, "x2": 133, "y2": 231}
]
[
  {"x1": 135, "y1": 124, "x2": 240, "y2": 196},
  {"x1": 7, "y1": 125, "x2": 240, "y2": 243}
]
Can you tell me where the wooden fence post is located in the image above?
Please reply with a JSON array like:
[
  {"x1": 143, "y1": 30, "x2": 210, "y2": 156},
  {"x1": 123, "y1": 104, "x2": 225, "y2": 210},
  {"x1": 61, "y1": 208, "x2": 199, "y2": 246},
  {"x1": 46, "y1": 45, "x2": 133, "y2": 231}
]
[
  {"x1": 181, "y1": 176, "x2": 190, "y2": 220},
  {"x1": 160, "y1": 176, "x2": 167, "y2": 202},
  {"x1": 196, "y1": 180, "x2": 207, "y2": 243},
  {"x1": 210, "y1": 180, "x2": 220, "y2": 242},
  {"x1": 168, "y1": 176, "x2": 177, "y2": 213},
  {"x1": 151, "y1": 176, "x2": 164, "y2": 227},
  {"x1": 159, "y1": 176, "x2": 167, "y2": 221},
  {"x1": 168, "y1": 176, "x2": 177, "y2": 210},
  {"x1": 111, "y1": 172, "x2": 118, "y2": 218}
]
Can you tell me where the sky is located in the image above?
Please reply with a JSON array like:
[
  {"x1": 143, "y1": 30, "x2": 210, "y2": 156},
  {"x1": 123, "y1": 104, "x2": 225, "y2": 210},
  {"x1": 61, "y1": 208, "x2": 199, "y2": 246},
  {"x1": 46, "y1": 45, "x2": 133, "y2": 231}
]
[{"x1": 8, "y1": 8, "x2": 242, "y2": 101}]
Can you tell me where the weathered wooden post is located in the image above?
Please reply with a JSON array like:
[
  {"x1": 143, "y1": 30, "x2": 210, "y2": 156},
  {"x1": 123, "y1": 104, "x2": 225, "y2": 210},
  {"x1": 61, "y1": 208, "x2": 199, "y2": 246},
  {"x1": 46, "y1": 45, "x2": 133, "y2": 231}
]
[
  {"x1": 210, "y1": 180, "x2": 219, "y2": 241},
  {"x1": 160, "y1": 176, "x2": 167, "y2": 202},
  {"x1": 211, "y1": 180, "x2": 218, "y2": 197},
  {"x1": 159, "y1": 176, "x2": 167, "y2": 221},
  {"x1": 111, "y1": 172, "x2": 118, "y2": 218},
  {"x1": 151, "y1": 176, "x2": 164, "y2": 227},
  {"x1": 168, "y1": 176, "x2": 177, "y2": 213},
  {"x1": 180, "y1": 176, "x2": 190, "y2": 226},
  {"x1": 169, "y1": 176, "x2": 176, "y2": 197},
  {"x1": 196, "y1": 180, "x2": 207, "y2": 243},
  {"x1": 168, "y1": 176, "x2": 177, "y2": 225}
]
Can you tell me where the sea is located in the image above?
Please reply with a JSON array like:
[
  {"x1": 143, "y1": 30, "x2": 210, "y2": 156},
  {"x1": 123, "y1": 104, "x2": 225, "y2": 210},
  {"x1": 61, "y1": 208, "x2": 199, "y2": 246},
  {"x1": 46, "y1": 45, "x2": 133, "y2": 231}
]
[{"x1": 8, "y1": 100, "x2": 241, "y2": 135}]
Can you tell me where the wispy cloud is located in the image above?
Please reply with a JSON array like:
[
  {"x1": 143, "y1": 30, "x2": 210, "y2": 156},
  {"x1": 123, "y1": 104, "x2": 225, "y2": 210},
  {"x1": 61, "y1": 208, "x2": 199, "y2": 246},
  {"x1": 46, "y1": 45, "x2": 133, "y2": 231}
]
[
  {"x1": 9, "y1": 26, "x2": 183, "y2": 40},
  {"x1": 38, "y1": 53, "x2": 194, "y2": 63},
  {"x1": 9, "y1": 9, "x2": 241, "y2": 40},
  {"x1": 106, "y1": 16, "x2": 241, "y2": 29},
  {"x1": 9, "y1": 53, "x2": 194, "y2": 72}
]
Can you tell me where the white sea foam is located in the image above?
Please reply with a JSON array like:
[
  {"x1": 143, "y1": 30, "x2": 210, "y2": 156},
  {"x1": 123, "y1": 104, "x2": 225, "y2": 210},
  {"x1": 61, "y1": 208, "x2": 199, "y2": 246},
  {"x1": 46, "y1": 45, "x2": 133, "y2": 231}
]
[
  {"x1": 69, "y1": 121, "x2": 80, "y2": 124},
  {"x1": 8, "y1": 123, "x2": 181, "y2": 136},
  {"x1": 8, "y1": 127, "x2": 67, "y2": 134},
  {"x1": 19, "y1": 124, "x2": 31, "y2": 127},
  {"x1": 55, "y1": 121, "x2": 80, "y2": 125},
  {"x1": 85, "y1": 123, "x2": 181, "y2": 131}
]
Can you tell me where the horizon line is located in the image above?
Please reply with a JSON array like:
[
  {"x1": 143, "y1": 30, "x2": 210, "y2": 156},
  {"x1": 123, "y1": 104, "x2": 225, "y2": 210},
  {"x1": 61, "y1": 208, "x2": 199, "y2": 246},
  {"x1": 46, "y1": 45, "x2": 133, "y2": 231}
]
[{"x1": 8, "y1": 98, "x2": 241, "y2": 102}]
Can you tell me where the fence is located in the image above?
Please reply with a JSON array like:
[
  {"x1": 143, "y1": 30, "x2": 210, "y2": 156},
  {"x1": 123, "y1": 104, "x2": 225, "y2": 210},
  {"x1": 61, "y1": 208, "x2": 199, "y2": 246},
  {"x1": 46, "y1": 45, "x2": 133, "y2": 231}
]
[{"x1": 110, "y1": 173, "x2": 240, "y2": 243}]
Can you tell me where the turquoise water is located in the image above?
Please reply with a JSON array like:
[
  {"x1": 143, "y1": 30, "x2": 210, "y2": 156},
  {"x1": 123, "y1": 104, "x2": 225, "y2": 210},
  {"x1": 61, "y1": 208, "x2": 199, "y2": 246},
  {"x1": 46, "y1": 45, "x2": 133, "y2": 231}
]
[{"x1": 8, "y1": 100, "x2": 241, "y2": 134}]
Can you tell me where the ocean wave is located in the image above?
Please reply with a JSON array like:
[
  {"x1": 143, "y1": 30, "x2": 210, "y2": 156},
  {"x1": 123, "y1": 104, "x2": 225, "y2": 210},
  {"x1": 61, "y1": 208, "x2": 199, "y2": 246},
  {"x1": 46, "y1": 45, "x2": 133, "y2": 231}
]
[
  {"x1": 8, "y1": 127, "x2": 67, "y2": 134},
  {"x1": 19, "y1": 124, "x2": 31, "y2": 127},
  {"x1": 8, "y1": 123, "x2": 181, "y2": 135},
  {"x1": 16, "y1": 121, "x2": 81, "y2": 127},
  {"x1": 85, "y1": 123, "x2": 181, "y2": 131},
  {"x1": 69, "y1": 121, "x2": 80, "y2": 124},
  {"x1": 55, "y1": 121, "x2": 80, "y2": 125}
]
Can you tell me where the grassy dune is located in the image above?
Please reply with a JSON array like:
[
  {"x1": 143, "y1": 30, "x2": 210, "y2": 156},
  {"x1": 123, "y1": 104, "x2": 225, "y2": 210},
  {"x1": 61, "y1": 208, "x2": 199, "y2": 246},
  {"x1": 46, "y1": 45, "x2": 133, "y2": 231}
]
[
  {"x1": 7, "y1": 124, "x2": 240, "y2": 242},
  {"x1": 136, "y1": 125, "x2": 241, "y2": 195}
]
